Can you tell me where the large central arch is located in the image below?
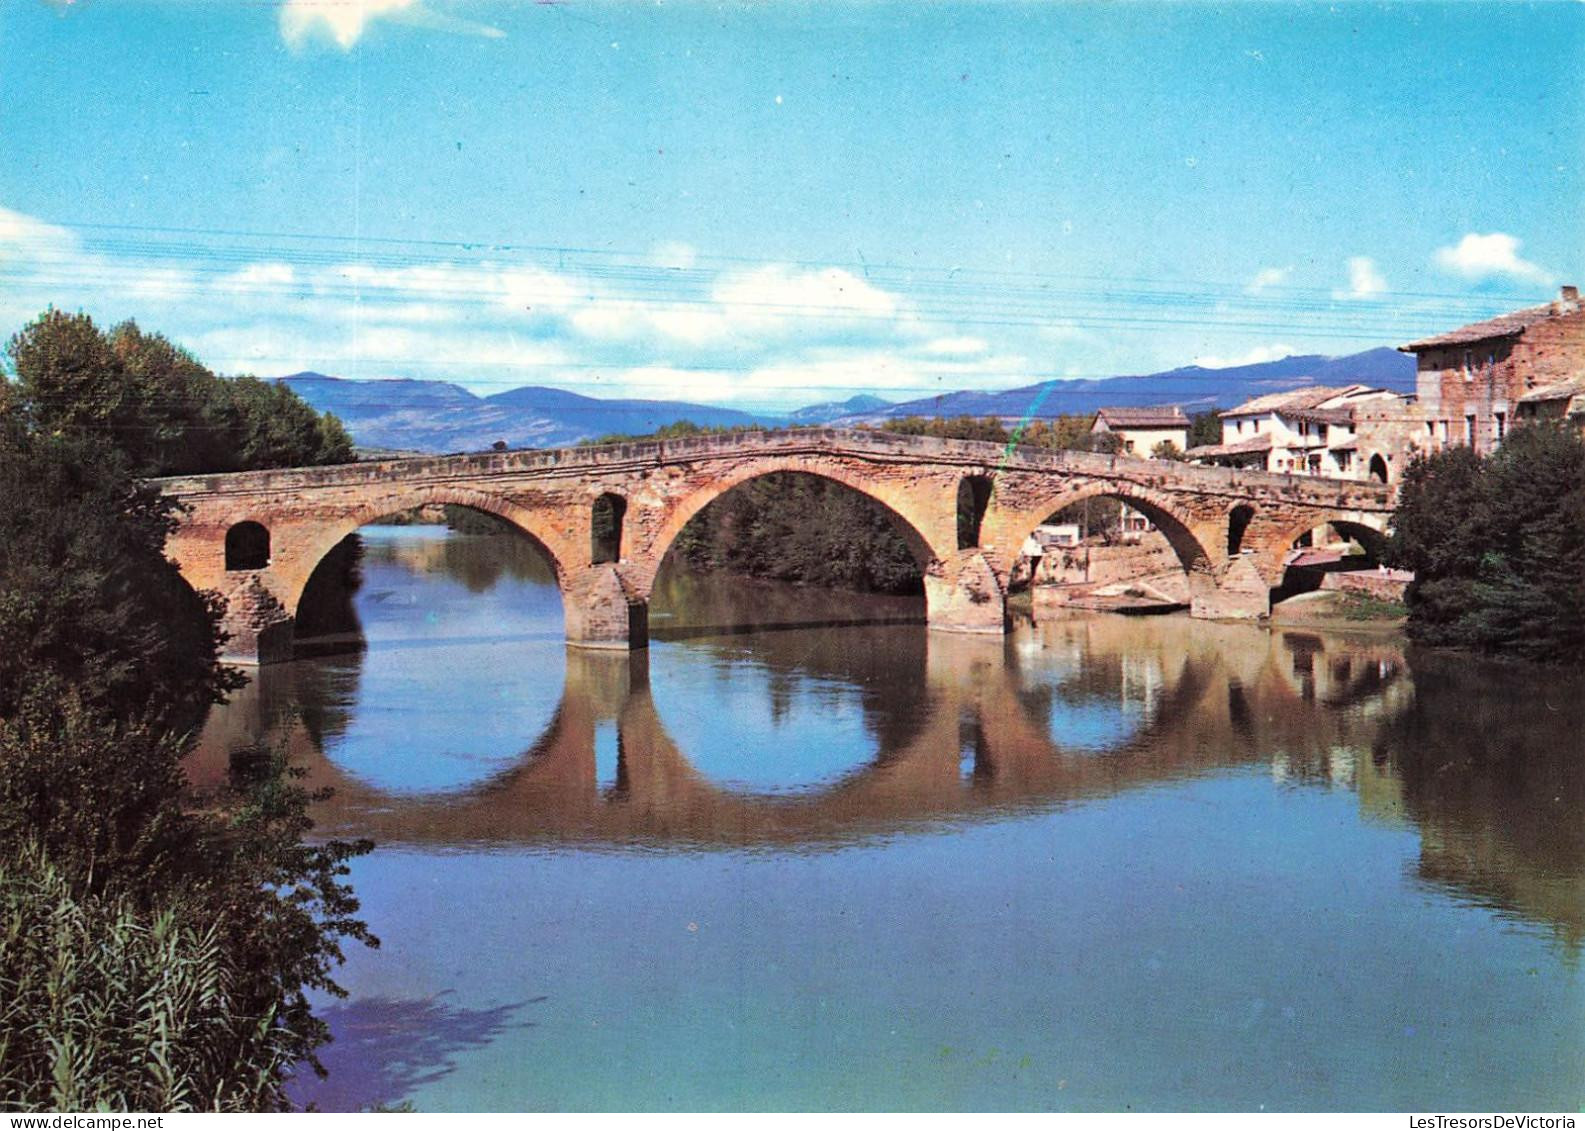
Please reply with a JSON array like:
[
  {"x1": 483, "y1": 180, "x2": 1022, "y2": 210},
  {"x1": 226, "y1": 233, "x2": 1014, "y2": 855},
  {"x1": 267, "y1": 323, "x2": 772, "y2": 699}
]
[{"x1": 639, "y1": 459, "x2": 948, "y2": 594}]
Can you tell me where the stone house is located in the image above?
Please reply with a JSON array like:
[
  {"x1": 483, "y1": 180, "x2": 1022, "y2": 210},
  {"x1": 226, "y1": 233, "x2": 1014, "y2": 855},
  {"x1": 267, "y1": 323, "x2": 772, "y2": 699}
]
[
  {"x1": 1400, "y1": 285, "x2": 1585, "y2": 455},
  {"x1": 1089, "y1": 405, "x2": 1190, "y2": 457},
  {"x1": 1516, "y1": 374, "x2": 1585, "y2": 429},
  {"x1": 1185, "y1": 384, "x2": 1408, "y2": 480}
]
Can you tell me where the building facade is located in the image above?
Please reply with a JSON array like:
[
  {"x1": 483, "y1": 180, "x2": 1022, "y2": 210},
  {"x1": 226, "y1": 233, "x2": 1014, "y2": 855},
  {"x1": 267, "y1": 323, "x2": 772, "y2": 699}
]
[
  {"x1": 1089, "y1": 406, "x2": 1190, "y2": 457},
  {"x1": 1400, "y1": 285, "x2": 1585, "y2": 455},
  {"x1": 1185, "y1": 385, "x2": 1413, "y2": 481}
]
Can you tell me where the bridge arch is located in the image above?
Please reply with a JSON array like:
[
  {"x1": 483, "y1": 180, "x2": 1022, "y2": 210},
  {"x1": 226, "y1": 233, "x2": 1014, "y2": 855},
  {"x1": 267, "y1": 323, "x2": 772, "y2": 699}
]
[
  {"x1": 987, "y1": 480, "x2": 1220, "y2": 582},
  {"x1": 1271, "y1": 512, "x2": 1390, "y2": 563},
  {"x1": 280, "y1": 485, "x2": 573, "y2": 619},
  {"x1": 641, "y1": 460, "x2": 946, "y2": 592}
]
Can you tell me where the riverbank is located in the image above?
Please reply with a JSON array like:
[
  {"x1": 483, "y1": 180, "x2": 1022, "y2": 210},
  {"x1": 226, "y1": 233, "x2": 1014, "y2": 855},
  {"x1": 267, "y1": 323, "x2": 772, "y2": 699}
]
[{"x1": 1270, "y1": 588, "x2": 1408, "y2": 632}]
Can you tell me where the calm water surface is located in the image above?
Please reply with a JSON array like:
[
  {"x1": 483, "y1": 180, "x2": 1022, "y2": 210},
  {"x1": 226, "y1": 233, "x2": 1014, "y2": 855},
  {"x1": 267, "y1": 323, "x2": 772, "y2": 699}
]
[{"x1": 191, "y1": 525, "x2": 1585, "y2": 1112}]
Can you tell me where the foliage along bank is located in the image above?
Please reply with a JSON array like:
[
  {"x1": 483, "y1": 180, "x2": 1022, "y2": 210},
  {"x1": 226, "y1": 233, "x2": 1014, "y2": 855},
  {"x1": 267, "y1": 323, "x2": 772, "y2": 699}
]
[
  {"x1": 1387, "y1": 422, "x2": 1585, "y2": 664},
  {"x1": 0, "y1": 312, "x2": 372, "y2": 1111}
]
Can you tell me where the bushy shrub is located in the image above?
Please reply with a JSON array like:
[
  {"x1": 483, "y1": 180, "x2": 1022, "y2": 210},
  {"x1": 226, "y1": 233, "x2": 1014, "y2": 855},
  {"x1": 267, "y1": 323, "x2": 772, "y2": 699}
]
[{"x1": 1388, "y1": 423, "x2": 1585, "y2": 663}]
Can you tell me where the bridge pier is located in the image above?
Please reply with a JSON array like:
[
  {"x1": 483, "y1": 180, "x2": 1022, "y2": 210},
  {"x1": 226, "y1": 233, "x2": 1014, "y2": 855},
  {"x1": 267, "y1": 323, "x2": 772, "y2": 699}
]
[
  {"x1": 218, "y1": 575, "x2": 296, "y2": 666},
  {"x1": 925, "y1": 550, "x2": 1008, "y2": 635},
  {"x1": 565, "y1": 564, "x2": 650, "y2": 650},
  {"x1": 1189, "y1": 556, "x2": 1272, "y2": 620}
]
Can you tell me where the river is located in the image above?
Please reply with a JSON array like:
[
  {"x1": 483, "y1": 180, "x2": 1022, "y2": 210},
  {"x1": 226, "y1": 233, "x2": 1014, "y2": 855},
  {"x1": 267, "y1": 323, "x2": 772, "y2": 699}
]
[{"x1": 189, "y1": 524, "x2": 1585, "y2": 1112}]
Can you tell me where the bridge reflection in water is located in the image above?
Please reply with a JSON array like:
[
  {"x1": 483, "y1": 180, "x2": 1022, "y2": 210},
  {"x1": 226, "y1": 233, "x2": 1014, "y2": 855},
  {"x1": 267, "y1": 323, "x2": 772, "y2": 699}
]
[{"x1": 191, "y1": 604, "x2": 1583, "y2": 951}]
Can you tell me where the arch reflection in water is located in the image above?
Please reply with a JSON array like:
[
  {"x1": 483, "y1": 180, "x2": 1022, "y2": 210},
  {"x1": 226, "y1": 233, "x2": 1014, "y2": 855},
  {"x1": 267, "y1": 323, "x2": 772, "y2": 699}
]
[
  {"x1": 203, "y1": 605, "x2": 1355, "y2": 838},
  {"x1": 192, "y1": 529, "x2": 1585, "y2": 955},
  {"x1": 192, "y1": 537, "x2": 1585, "y2": 1111},
  {"x1": 241, "y1": 524, "x2": 566, "y2": 796}
]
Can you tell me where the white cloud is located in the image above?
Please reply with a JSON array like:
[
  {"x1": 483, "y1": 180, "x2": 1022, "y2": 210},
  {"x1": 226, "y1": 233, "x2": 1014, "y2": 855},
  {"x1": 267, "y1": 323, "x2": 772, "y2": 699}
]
[
  {"x1": 221, "y1": 262, "x2": 297, "y2": 290},
  {"x1": 279, "y1": 0, "x2": 504, "y2": 51},
  {"x1": 715, "y1": 265, "x2": 898, "y2": 321},
  {"x1": 0, "y1": 204, "x2": 1026, "y2": 410},
  {"x1": 1433, "y1": 232, "x2": 1553, "y2": 285},
  {"x1": 1333, "y1": 256, "x2": 1387, "y2": 300},
  {"x1": 1193, "y1": 343, "x2": 1297, "y2": 369},
  {"x1": 1246, "y1": 265, "x2": 1291, "y2": 293},
  {"x1": 188, "y1": 322, "x2": 570, "y2": 378},
  {"x1": 566, "y1": 263, "x2": 912, "y2": 348},
  {"x1": 0, "y1": 206, "x2": 79, "y2": 261}
]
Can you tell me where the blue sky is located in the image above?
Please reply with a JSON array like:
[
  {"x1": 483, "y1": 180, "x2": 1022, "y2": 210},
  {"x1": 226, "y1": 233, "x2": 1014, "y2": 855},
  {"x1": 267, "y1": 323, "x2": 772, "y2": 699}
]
[{"x1": 1, "y1": 1, "x2": 1580, "y2": 410}]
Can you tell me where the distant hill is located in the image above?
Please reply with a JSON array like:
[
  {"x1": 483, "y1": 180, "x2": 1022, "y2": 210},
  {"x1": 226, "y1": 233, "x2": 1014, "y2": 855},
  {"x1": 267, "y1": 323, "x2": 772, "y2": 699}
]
[
  {"x1": 278, "y1": 347, "x2": 1416, "y2": 453},
  {"x1": 483, "y1": 385, "x2": 769, "y2": 439},
  {"x1": 830, "y1": 347, "x2": 1416, "y2": 424},
  {"x1": 278, "y1": 373, "x2": 774, "y2": 452},
  {"x1": 787, "y1": 394, "x2": 893, "y2": 426}
]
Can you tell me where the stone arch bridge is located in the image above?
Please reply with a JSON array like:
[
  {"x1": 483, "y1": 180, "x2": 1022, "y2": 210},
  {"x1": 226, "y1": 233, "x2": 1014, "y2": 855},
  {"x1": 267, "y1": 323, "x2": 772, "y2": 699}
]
[{"x1": 155, "y1": 428, "x2": 1394, "y2": 664}]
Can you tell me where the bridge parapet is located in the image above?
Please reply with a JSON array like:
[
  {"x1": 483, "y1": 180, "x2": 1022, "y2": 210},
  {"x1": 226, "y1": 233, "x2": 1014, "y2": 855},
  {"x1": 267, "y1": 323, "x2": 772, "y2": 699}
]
[{"x1": 154, "y1": 427, "x2": 1392, "y2": 509}]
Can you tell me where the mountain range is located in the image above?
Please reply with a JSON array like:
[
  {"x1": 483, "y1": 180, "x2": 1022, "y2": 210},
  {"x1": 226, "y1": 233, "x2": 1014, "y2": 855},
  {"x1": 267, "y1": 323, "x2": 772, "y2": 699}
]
[
  {"x1": 277, "y1": 374, "x2": 772, "y2": 453},
  {"x1": 838, "y1": 347, "x2": 1415, "y2": 425},
  {"x1": 278, "y1": 347, "x2": 1415, "y2": 454}
]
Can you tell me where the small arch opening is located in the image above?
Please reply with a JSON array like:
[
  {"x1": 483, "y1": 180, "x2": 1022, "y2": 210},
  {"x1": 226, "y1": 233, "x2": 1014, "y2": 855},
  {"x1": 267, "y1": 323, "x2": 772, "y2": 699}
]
[
  {"x1": 225, "y1": 521, "x2": 271, "y2": 571},
  {"x1": 957, "y1": 475, "x2": 994, "y2": 550},
  {"x1": 1227, "y1": 505, "x2": 1255, "y2": 557},
  {"x1": 1368, "y1": 454, "x2": 1390, "y2": 484},
  {"x1": 592, "y1": 493, "x2": 627, "y2": 565},
  {"x1": 1272, "y1": 519, "x2": 1390, "y2": 604}
]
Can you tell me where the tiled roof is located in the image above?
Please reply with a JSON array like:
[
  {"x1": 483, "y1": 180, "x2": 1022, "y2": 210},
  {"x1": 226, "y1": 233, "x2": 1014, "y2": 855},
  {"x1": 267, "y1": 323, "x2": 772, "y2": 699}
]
[
  {"x1": 1185, "y1": 433, "x2": 1274, "y2": 458},
  {"x1": 1219, "y1": 386, "x2": 1359, "y2": 418},
  {"x1": 1093, "y1": 405, "x2": 1190, "y2": 428},
  {"x1": 1287, "y1": 406, "x2": 1356, "y2": 426},
  {"x1": 1517, "y1": 375, "x2": 1585, "y2": 404},
  {"x1": 1401, "y1": 298, "x2": 1582, "y2": 350}
]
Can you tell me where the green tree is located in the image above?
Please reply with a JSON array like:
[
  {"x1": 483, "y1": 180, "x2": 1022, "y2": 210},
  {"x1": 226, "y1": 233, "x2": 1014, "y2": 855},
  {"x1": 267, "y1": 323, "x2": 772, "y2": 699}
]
[
  {"x1": 1464, "y1": 424, "x2": 1585, "y2": 661},
  {"x1": 1013, "y1": 414, "x2": 1096, "y2": 451},
  {"x1": 1, "y1": 317, "x2": 374, "y2": 1108},
  {"x1": 0, "y1": 418, "x2": 232, "y2": 728},
  {"x1": 1188, "y1": 410, "x2": 1222, "y2": 449},
  {"x1": 1388, "y1": 423, "x2": 1585, "y2": 662},
  {"x1": 0, "y1": 844, "x2": 305, "y2": 1111},
  {"x1": 880, "y1": 415, "x2": 1009, "y2": 443},
  {"x1": 6, "y1": 310, "x2": 353, "y2": 477}
]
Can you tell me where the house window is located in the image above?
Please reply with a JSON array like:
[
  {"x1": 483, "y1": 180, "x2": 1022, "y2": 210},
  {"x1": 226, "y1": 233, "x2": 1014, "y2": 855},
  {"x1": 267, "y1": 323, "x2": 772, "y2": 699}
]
[
  {"x1": 1463, "y1": 349, "x2": 1474, "y2": 379},
  {"x1": 1465, "y1": 415, "x2": 1477, "y2": 445},
  {"x1": 1494, "y1": 412, "x2": 1507, "y2": 444}
]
